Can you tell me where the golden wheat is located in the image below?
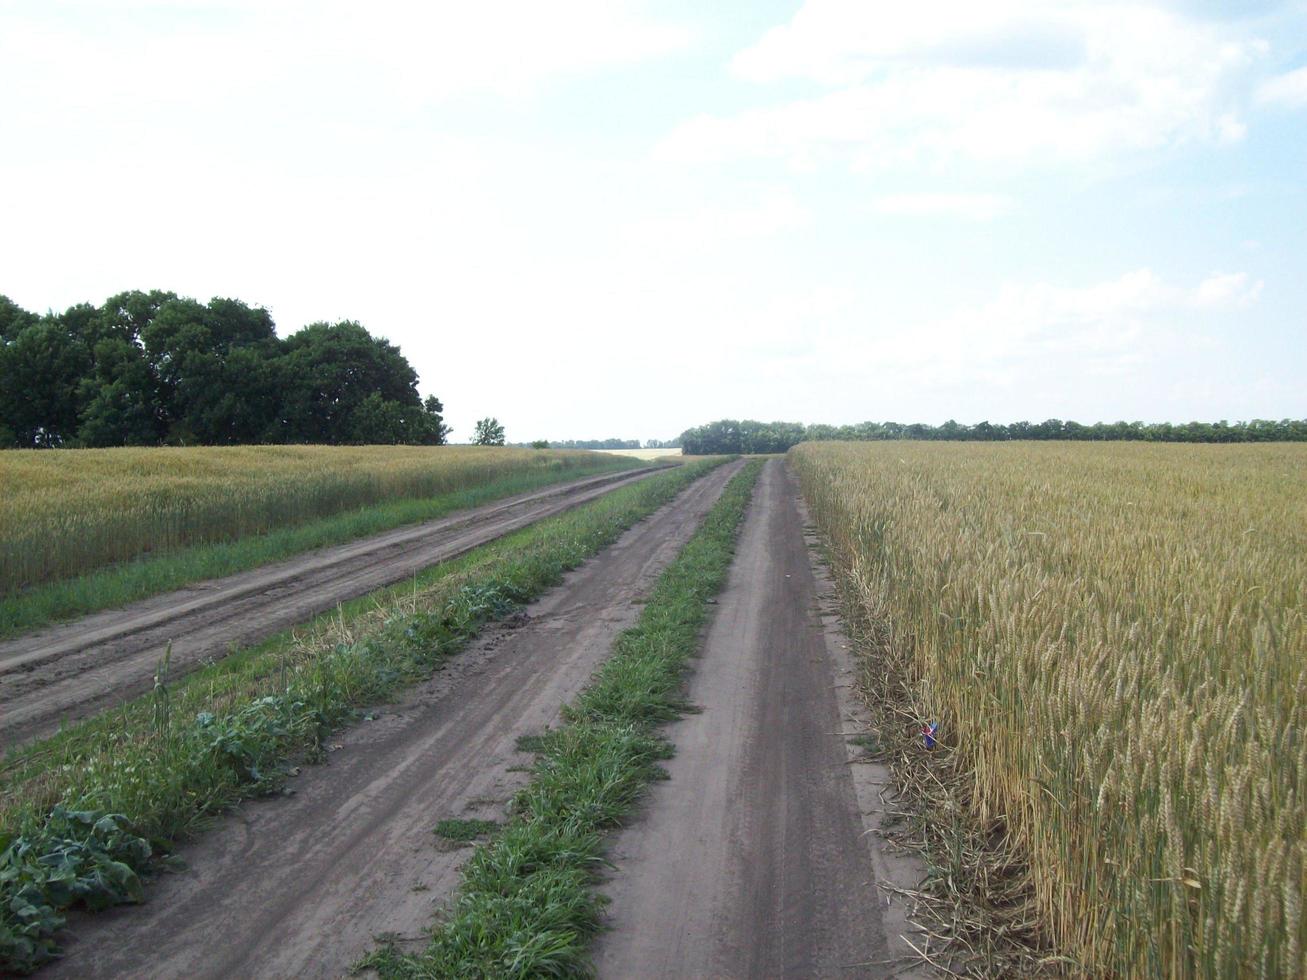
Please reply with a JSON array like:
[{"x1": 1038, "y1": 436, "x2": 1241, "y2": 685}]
[
  {"x1": 0, "y1": 445, "x2": 618, "y2": 593},
  {"x1": 791, "y1": 440, "x2": 1306, "y2": 977}
]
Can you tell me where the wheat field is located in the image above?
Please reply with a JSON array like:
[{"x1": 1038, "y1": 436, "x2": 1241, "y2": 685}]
[
  {"x1": 0, "y1": 445, "x2": 625, "y2": 594},
  {"x1": 790, "y1": 441, "x2": 1306, "y2": 977}
]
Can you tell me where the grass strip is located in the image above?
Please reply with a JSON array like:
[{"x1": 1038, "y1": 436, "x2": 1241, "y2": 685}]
[
  {"x1": 0, "y1": 458, "x2": 726, "y2": 975},
  {"x1": 435, "y1": 819, "x2": 500, "y2": 845},
  {"x1": 0, "y1": 455, "x2": 641, "y2": 639},
  {"x1": 363, "y1": 459, "x2": 764, "y2": 979}
]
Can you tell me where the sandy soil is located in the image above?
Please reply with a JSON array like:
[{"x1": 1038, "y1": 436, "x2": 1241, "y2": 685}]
[
  {"x1": 0, "y1": 467, "x2": 662, "y2": 750},
  {"x1": 44, "y1": 460, "x2": 745, "y2": 980},
  {"x1": 592, "y1": 459, "x2": 926, "y2": 979}
]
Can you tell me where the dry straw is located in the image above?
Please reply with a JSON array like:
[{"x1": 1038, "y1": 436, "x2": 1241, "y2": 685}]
[{"x1": 791, "y1": 441, "x2": 1306, "y2": 977}]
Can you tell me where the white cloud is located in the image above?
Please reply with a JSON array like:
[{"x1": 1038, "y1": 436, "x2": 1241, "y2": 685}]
[
  {"x1": 661, "y1": 1, "x2": 1265, "y2": 171},
  {"x1": 1256, "y1": 66, "x2": 1307, "y2": 108},
  {"x1": 786, "y1": 268, "x2": 1264, "y2": 391},
  {"x1": 732, "y1": 1, "x2": 1092, "y2": 83},
  {"x1": 873, "y1": 192, "x2": 1013, "y2": 221},
  {"x1": 1, "y1": 2, "x2": 1298, "y2": 437},
  {"x1": 622, "y1": 192, "x2": 811, "y2": 253},
  {"x1": 0, "y1": 0, "x2": 696, "y2": 115},
  {"x1": 1193, "y1": 272, "x2": 1263, "y2": 308}
]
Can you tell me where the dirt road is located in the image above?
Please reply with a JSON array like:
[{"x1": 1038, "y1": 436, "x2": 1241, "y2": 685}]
[
  {"x1": 593, "y1": 459, "x2": 925, "y2": 978},
  {"x1": 0, "y1": 467, "x2": 663, "y2": 749},
  {"x1": 46, "y1": 461, "x2": 745, "y2": 979}
]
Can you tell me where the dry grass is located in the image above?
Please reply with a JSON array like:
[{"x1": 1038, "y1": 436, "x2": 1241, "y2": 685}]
[
  {"x1": 0, "y1": 445, "x2": 622, "y2": 594},
  {"x1": 790, "y1": 441, "x2": 1306, "y2": 977}
]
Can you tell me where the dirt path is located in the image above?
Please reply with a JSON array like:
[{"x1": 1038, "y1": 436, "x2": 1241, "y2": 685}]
[
  {"x1": 593, "y1": 459, "x2": 926, "y2": 979},
  {"x1": 0, "y1": 466, "x2": 663, "y2": 749},
  {"x1": 45, "y1": 460, "x2": 745, "y2": 980}
]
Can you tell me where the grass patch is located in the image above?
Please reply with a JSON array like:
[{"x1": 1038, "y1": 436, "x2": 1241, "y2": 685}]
[
  {"x1": 514, "y1": 733, "x2": 556, "y2": 755},
  {"x1": 362, "y1": 460, "x2": 763, "y2": 978},
  {"x1": 434, "y1": 819, "x2": 500, "y2": 844},
  {"x1": 0, "y1": 458, "x2": 727, "y2": 975},
  {"x1": 847, "y1": 732, "x2": 882, "y2": 754},
  {"x1": 0, "y1": 455, "x2": 641, "y2": 639}
]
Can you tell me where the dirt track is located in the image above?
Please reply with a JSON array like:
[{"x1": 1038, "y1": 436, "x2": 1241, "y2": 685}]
[
  {"x1": 0, "y1": 466, "x2": 662, "y2": 749},
  {"x1": 31, "y1": 459, "x2": 924, "y2": 978},
  {"x1": 593, "y1": 459, "x2": 925, "y2": 978},
  {"x1": 45, "y1": 460, "x2": 745, "y2": 979}
]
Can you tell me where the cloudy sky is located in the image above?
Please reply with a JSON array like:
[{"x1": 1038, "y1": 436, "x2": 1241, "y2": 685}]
[{"x1": 2, "y1": 1, "x2": 1305, "y2": 442}]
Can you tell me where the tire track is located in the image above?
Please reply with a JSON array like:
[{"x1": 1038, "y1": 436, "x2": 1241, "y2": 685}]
[
  {"x1": 592, "y1": 459, "x2": 927, "y2": 979},
  {"x1": 46, "y1": 460, "x2": 746, "y2": 980},
  {"x1": 0, "y1": 466, "x2": 663, "y2": 749}
]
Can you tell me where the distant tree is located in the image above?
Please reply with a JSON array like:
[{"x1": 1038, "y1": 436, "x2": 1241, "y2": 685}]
[
  {"x1": 189, "y1": 344, "x2": 283, "y2": 445},
  {"x1": 0, "y1": 311, "x2": 92, "y2": 446},
  {"x1": 473, "y1": 417, "x2": 505, "y2": 446},
  {"x1": 675, "y1": 416, "x2": 1307, "y2": 453},
  {"x1": 0, "y1": 290, "x2": 454, "y2": 449},
  {"x1": 97, "y1": 289, "x2": 177, "y2": 346},
  {"x1": 343, "y1": 392, "x2": 410, "y2": 444},
  {"x1": 681, "y1": 419, "x2": 744, "y2": 455},
  {"x1": 421, "y1": 395, "x2": 451, "y2": 445},
  {"x1": 274, "y1": 321, "x2": 422, "y2": 444},
  {"x1": 77, "y1": 334, "x2": 161, "y2": 446},
  {"x1": 0, "y1": 295, "x2": 38, "y2": 341},
  {"x1": 530, "y1": 439, "x2": 549, "y2": 449},
  {"x1": 142, "y1": 296, "x2": 280, "y2": 443},
  {"x1": 548, "y1": 438, "x2": 640, "y2": 450}
]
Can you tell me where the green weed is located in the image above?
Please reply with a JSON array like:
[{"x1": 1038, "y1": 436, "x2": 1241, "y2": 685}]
[
  {"x1": 365, "y1": 460, "x2": 763, "y2": 978},
  {"x1": 847, "y1": 732, "x2": 882, "y2": 754},
  {"x1": 434, "y1": 819, "x2": 500, "y2": 844},
  {"x1": 0, "y1": 459, "x2": 727, "y2": 974},
  {"x1": 514, "y1": 733, "x2": 556, "y2": 755}
]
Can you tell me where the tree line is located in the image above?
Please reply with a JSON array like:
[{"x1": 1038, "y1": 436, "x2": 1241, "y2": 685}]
[
  {"x1": 510, "y1": 438, "x2": 683, "y2": 450},
  {"x1": 679, "y1": 417, "x2": 1307, "y2": 455},
  {"x1": 517, "y1": 438, "x2": 638, "y2": 450},
  {"x1": 0, "y1": 291, "x2": 450, "y2": 448}
]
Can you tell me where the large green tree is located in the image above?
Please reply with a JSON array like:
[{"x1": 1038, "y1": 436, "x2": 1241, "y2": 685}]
[
  {"x1": 0, "y1": 292, "x2": 451, "y2": 448},
  {"x1": 140, "y1": 296, "x2": 280, "y2": 443},
  {"x1": 76, "y1": 334, "x2": 161, "y2": 447},
  {"x1": 0, "y1": 304, "x2": 91, "y2": 447},
  {"x1": 274, "y1": 320, "x2": 423, "y2": 444},
  {"x1": 0, "y1": 295, "x2": 38, "y2": 340},
  {"x1": 420, "y1": 395, "x2": 451, "y2": 445}
]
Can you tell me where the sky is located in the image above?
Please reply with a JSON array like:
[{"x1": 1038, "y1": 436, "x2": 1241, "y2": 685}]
[{"x1": 1, "y1": 0, "x2": 1305, "y2": 442}]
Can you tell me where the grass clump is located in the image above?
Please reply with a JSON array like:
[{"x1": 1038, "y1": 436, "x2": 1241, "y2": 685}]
[
  {"x1": 364, "y1": 460, "x2": 763, "y2": 979},
  {"x1": 0, "y1": 458, "x2": 727, "y2": 975},
  {"x1": 847, "y1": 732, "x2": 882, "y2": 755},
  {"x1": 434, "y1": 819, "x2": 500, "y2": 844},
  {"x1": 514, "y1": 732, "x2": 558, "y2": 755}
]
